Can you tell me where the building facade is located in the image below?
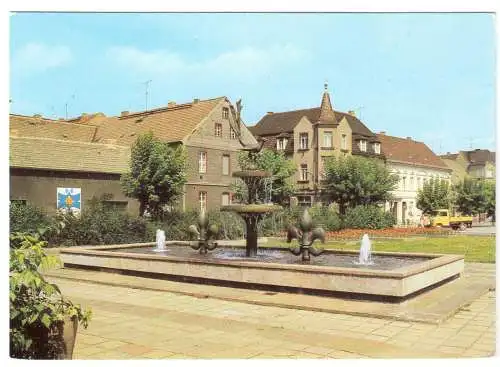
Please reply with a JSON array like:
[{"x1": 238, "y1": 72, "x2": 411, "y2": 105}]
[
  {"x1": 9, "y1": 97, "x2": 258, "y2": 213},
  {"x1": 249, "y1": 85, "x2": 383, "y2": 206},
  {"x1": 440, "y1": 149, "x2": 495, "y2": 183},
  {"x1": 377, "y1": 133, "x2": 452, "y2": 225}
]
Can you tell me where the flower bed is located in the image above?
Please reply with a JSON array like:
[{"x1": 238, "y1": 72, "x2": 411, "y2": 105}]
[{"x1": 279, "y1": 227, "x2": 452, "y2": 241}]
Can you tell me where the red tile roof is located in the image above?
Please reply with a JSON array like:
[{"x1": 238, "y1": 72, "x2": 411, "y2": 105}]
[{"x1": 377, "y1": 134, "x2": 449, "y2": 170}]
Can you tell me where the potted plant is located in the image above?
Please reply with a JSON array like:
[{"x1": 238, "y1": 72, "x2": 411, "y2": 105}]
[{"x1": 10, "y1": 231, "x2": 92, "y2": 359}]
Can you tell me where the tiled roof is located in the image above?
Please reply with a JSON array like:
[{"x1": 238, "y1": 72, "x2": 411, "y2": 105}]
[
  {"x1": 377, "y1": 134, "x2": 449, "y2": 170},
  {"x1": 463, "y1": 149, "x2": 496, "y2": 164},
  {"x1": 251, "y1": 107, "x2": 377, "y2": 140},
  {"x1": 439, "y1": 153, "x2": 459, "y2": 160},
  {"x1": 93, "y1": 97, "x2": 225, "y2": 145},
  {"x1": 10, "y1": 114, "x2": 97, "y2": 142},
  {"x1": 10, "y1": 136, "x2": 130, "y2": 174}
]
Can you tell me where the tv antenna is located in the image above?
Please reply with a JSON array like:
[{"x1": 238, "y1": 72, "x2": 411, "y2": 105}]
[
  {"x1": 468, "y1": 136, "x2": 475, "y2": 149},
  {"x1": 143, "y1": 80, "x2": 152, "y2": 111},
  {"x1": 65, "y1": 94, "x2": 76, "y2": 119}
]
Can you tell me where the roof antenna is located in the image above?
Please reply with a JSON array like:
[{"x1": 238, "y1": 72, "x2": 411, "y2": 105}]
[
  {"x1": 143, "y1": 80, "x2": 152, "y2": 112},
  {"x1": 65, "y1": 94, "x2": 76, "y2": 119}
]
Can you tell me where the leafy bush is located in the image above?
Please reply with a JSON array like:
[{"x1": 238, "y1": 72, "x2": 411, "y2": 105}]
[
  {"x1": 10, "y1": 232, "x2": 91, "y2": 359},
  {"x1": 10, "y1": 202, "x2": 53, "y2": 236},
  {"x1": 343, "y1": 205, "x2": 396, "y2": 229}
]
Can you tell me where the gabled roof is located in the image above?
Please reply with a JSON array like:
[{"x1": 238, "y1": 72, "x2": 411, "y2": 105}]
[
  {"x1": 377, "y1": 134, "x2": 449, "y2": 170},
  {"x1": 10, "y1": 136, "x2": 130, "y2": 174},
  {"x1": 251, "y1": 107, "x2": 378, "y2": 141},
  {"x1": 463, "y1": 149, "x2": 496, "y2": 165},
  {"x1": 93, "y1": 97, "x2": 225, "y2": 145},
  {"x1": 9, "y1": 114, "x2": 97, "y2": 142}
]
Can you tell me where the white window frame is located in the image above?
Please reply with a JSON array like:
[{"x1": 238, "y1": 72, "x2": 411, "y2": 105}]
[
  {"x1": 300, "y1": 164, "x2": 308, "y2": 181},
  {"x1": 221, "y1": 192, "x2": 230, "y2": 206},
  {"x1": 299, "y1": 133, "x2": 309, "y2": 150},
  {"x1": 359, "y1": 140, "x2": 367, "y2": 152},
  {"x1": 323, "y1": 131, "x2": 333, "y2": 148},
  {"x1": 199, "y1": 151, "x2": 207, "y2": 173},
  {"x1": 276, "y1": 138, "x2": 288, "y2": 150},
  {"x1": 199, "y1": 191, "x2": 207, "y2": 212},
  {"x1": 215, "y1": 123, "x2": 222, "y2": 137},
  {"x1": 230, "y1": 127, "x2": 237, "y2": 140},
  {"x1": 222, "y1": 107, "x2": 229, "y2": 119},
  {"x1": 222, "y1": 154, "x2": 230, "y2": 176},
  {"x1": 373, "y1": 142, "x2": 381, "y2": 154},
  {"x1": 341, "y1": 134, "x2": 347, "y2": 150}
]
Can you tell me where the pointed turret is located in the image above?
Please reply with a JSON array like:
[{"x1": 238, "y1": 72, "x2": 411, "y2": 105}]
[{"x1": 317, "y1": 83, "x2": 337, "y2": 125}]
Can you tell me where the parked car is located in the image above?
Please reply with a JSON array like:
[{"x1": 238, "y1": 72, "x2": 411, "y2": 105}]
[{"x1": 429, "y1": 209, "x2": 473, "y2": 230}]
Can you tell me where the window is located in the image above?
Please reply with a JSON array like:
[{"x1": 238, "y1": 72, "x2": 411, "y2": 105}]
[
  {"x1": 222, "y1": 107, "x2": 229, "y2": 119},
  {"x1": 417, "y1": 177, "x2": 421, "y2": 189},
  {"x1": 199, "y1": 152, "x2": 207, "y2": 173},
  {"x1": 276, "y1": 138, "x2": 288, "y2": 150},
  {"x1": 300, "y1": 164, "x2": 309, "y2": 181},
  {"x1": 341, "y1": 134, "x2": 347, "y2": 150},
  {"x1": 322, "y1": 131, "x2": 333, "y2": 148},
  {"x1": 199, "y1": 191, "x2": 207, "y2": 212},
  {"x1": 214, "y1": 123, "x2": 222, "y2": 137},
  {"x1": 402, "y1": 176, "x2": 407, "y2": 191},
  {"x1": 222, "y1": 155, "x2": 230, "y2": 175},
  {"x1": 103, "y1": 200, "x2": 128, "y2": 212},
  {"x1": 230, "y1": 127, "x2": 237, "y2": 140},
  {"x1": 299, "y1": 133, "x2": 309, "y2": 150},
  {"x1": 221, "y1": 192, "x2": 230, "y2": 206},
  {"x1": 297, "y1": 195, "x2": 312, "y2": 207},
  {"x1": 359, "y1": 140, "x2": 367, "y2": 152},
  {"x1": 373, "y1": 142, "x2": 381, "y2": 154},
  {"x1": 410, "y1": 176, "x2": 414, "y2": 190}
]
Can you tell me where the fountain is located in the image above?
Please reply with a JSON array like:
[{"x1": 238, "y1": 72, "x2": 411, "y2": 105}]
[
  {"x1": 357, "y1": 233, "x2": 373, "y2": 265},
  {"x1": 220, "y1": 148, "x2": 281, "y2": 257},
  {"x1": 188, "y1": 210, "x2": 219, "y2": 254},
  {"x1": 152, "y1": 229, "x2": 166, "y2": 252}
]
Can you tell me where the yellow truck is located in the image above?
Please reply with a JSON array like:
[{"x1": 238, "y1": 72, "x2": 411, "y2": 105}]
[{"x1": 429, "y1": 209, "x2": 473, "y2": 230}]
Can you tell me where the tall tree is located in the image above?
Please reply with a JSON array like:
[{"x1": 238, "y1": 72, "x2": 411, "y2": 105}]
[
  {"x1": 416, "y1": 177, "x2": 451, "y2": 214},
  {"x1": 322, "y1": 155, "x2": 398, "y2": 214},
  {"x1": 482, "y1": 179, "x2": 496, "y2": 222},
  {"x1": 453, "y1": 178, "x2": 486, "y2": 215},
  {"x1": 121, "y1": 132, "x2": 187, "y2": 219},
  {"x1": 233, "y1": 149, "x2": 296, "y2": 205}
]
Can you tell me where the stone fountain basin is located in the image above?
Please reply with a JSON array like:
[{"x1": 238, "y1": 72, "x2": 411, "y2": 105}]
[{"x1": 59, "y1": 242, "x2": 464, "y2": 300}]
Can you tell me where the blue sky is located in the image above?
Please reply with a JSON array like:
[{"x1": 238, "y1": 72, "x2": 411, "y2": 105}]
[{"x1": 9, "y1": 12, "x2": 496, "y2": 153}]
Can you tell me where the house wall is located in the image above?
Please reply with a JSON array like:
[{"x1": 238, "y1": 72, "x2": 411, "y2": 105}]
[
  {"x1": 385, "y1": 162, "x2": 451, "y2": 225},
  {"x1": 10, "y1": 168, "x2": 139, "y2": 215},
  {"x1": 184, "y1": 99, "x2": 252, "y2": 211}
]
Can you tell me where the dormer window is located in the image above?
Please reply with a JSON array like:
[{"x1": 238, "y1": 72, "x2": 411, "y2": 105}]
[
  {"x1": 373, "y1": 142, "x2": 381, "y2": 154},
  {"x1": 299, "y1": 133, "x2": 309, "y2": 150},
  {"x1": 276, "y1": 138, "x2": 288, "y2": 150},
  {"x1": 359, "y1": 139, "x2": 367, "y2": 152}
]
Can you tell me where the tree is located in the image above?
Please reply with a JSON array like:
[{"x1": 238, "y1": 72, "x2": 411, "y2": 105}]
[
  {"x1": 121, "y1": 132, "x2": 187, "y2": 219},
  {"x1": 453, "y1": 178, "x2": 486, "y2": 215},
  {"x1": 232, "y1": 149, "x2": 296, "y2": 205},
  {"x1": 416, "y1": 177, "x2": 451, "y2": 214},
  {"x1": 482, "y1": 180, "x2": 496, "y2": 222},
  {"x1": 322, "y1": 155, "x2": 399, "y2": 214}
]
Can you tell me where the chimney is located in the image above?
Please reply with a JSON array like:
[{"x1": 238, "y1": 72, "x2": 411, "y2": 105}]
[
  {"x1": 379, "y1": 131, "x2": 386, "y2": 135},
  {"x1": 406, "y1": 137, "x2": 412, "y2": 140},
  {"x1": 348, "y1": 110, "x2": 356, "y2": 116},
  {"x1": 168, "y1": 101, "x2": 176, "y2": 108},
  {"x1": 193, "y1": 98, "x2": 199, "y2": 104},
  {"x1": 267, "y1": 112, "x2": 273, "y2": 115},
  {"x1": 121, "y1": 111, "x2": 130, "y2": 117}
]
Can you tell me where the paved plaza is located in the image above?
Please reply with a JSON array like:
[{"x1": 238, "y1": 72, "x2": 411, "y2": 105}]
[{"x1": 45, "y1": 264, "x2": 496, "y2": 359}]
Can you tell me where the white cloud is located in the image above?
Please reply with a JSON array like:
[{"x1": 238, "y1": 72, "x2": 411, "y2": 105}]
[
  {"x1": 12, "y1": 43, "x2": 72, "y2": 76},
  {"x1": 106, "y1": 44, "x2": 308, "y2": 82}
]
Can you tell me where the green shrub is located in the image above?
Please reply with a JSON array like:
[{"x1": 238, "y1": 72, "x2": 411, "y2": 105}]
[
  {"x1": 10, "y1": 202, "x2": 53, "y2": 236},
  {"x1": 10, "y1": 232, "x2": 91, "y2": 359},
  {"x1": 343, "y1": 205, "x2": 396, "y2": 229}
]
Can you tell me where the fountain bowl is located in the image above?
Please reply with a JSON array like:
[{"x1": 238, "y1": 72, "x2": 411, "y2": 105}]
[{"x1": 59, "y1": 242, "x2": 464, "y2": 301}]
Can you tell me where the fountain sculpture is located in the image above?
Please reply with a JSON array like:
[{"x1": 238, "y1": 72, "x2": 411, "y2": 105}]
[
  {"x1": 188, "y1": 210, "x2": 219, "y2": 254},
  {"x1": 287, "y1": 209, "x2": 325, "y2": 261}
]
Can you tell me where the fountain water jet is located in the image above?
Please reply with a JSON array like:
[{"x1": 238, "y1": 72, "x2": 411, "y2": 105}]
[
  {"x1": 357, "y1": 233, "x2": 373, "y2": 265},
  {"x1": 153, "y1": 229, "x2": 167, "y2": 252}
]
